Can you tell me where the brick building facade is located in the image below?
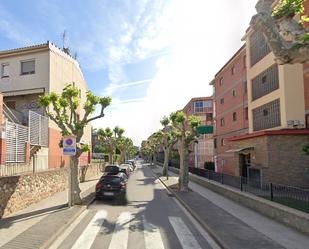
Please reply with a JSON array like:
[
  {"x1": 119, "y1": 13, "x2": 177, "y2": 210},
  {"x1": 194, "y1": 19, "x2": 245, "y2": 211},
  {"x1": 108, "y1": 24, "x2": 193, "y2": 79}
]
[
  {"x1": 210, "y1": 45, "x2": 248, "y2": 175},
  {"x1": 183, "y1": 97, "x2": 214, "y2": 168}
]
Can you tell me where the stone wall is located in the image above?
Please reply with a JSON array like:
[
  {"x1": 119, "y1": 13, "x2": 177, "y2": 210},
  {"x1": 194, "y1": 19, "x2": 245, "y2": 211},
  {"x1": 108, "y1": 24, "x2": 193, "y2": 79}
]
[
  {"x1": 0, "y1": 163, "x2": 102, "y2": 218},
  {"x1": 233, "y1": 134, "x2": 309, "y2": 188}
]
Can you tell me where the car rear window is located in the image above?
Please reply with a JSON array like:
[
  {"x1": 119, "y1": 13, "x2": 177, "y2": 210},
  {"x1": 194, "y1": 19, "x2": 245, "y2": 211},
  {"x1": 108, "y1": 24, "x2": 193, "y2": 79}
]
[
  {"x1": 101, "y1": 176, "x2": 121, "y2": 184},
  {"x1": 104, "y1": 166, "x2": 119, "y2": 174}
]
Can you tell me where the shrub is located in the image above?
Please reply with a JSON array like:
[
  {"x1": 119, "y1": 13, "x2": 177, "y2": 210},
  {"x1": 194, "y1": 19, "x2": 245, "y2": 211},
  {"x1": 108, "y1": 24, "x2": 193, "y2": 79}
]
[{"x1": 204, "y1": 161, "x2": 215, "y2": 171}]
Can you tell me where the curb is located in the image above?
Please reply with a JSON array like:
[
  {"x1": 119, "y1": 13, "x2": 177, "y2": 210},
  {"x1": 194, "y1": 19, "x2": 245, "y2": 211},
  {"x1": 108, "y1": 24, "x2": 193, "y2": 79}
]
[
  {"x1": 40, "y1": 187, "x2": 97, "y2": 249},
  {"x1": 149, "y1": 165, "x2": 229, "y2": 249}
]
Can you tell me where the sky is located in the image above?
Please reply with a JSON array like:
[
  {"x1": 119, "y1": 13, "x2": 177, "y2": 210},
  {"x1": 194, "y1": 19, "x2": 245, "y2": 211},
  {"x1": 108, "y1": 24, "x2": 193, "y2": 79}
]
[{"x1": 0, "y1": 0, "x2": 257, "y2": 146}]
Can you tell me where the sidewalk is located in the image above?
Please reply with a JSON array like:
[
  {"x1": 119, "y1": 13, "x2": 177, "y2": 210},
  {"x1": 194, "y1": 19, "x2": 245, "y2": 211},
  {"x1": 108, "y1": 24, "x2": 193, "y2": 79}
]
[
  {"x1": 151, "y1": 165, "x2": 309, "y2": 249},
  {"x1": 0, "y1": 174, "x2": 101, "y2": 249}
]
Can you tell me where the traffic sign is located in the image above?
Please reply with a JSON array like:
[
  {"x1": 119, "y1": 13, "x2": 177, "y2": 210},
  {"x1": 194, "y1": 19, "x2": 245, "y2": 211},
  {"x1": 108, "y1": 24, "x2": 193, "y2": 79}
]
[{"x1": 63, "y1": 135, "x2": 76, "y2": 155}]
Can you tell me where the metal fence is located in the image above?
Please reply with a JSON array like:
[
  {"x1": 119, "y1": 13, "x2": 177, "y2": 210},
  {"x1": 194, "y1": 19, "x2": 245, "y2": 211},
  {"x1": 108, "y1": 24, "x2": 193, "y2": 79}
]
[
  {"x1": 5, "y1": 121, "x2": 28, "y2": 163},
  {"x1": 188, "y1": 167, "x2": 309, "y2": 213},
  {"x1": 0, "y1": 154, "x2": 92, "y2": 177},
  {"x1": 29, "y1": 110, "x2": 48, "y2": 147}
]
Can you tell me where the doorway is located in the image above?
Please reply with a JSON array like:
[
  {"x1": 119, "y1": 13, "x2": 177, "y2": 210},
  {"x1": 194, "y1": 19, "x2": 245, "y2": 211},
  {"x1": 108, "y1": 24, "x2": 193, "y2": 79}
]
[{"x1": 239, "y1": 153, "x2": 251, "y2": 178}]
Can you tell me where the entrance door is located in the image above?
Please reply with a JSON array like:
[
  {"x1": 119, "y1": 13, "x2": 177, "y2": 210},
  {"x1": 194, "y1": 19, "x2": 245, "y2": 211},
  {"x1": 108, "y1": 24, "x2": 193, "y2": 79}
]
[{"x1": 239, "y1": 153, "x2": 251, "y2": 178}]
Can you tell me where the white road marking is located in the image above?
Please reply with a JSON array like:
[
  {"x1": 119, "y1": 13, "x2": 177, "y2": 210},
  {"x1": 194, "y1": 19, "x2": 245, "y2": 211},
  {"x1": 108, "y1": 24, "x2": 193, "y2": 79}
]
[
  {"x1": 172, "y1": 197, "x2": 220, "y2": 249},
  {"x1": 142, "y1": 216, "x2": 165, "y2": 249},
  {"x1": 71, "y1": 210, "x2": 107, "y2": 249},
  {"x1": 108, "y1": 211, "x2": 131, "y2": 249},
  {"x1": 169, "y1": 216, "x2": 203, "y2": 249},
  {"x1": 48, "y1": 209, "x2": 90, "y2": 249},
  {"x1": 155, "y1": 171, "x2": 220, "y2": 249}
]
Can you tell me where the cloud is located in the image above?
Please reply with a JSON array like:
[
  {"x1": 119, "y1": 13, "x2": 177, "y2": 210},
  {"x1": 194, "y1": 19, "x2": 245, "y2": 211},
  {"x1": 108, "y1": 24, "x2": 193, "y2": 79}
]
[{"x1": 92, "y1": 0, "x2": 257, "y2": 146}]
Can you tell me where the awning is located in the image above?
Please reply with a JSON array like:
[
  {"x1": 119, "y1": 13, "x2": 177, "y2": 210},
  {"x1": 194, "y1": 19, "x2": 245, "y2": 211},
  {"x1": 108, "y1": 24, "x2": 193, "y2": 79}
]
[
  {"x1": 226, "y1": 147, "x2": 254, "y2": 153},
  {"x1": 2, "y1": 88, "x2": 45, "y2": 97},
  {"x1": 197, "y1": 125, "x2": 213, "y2": 134}
]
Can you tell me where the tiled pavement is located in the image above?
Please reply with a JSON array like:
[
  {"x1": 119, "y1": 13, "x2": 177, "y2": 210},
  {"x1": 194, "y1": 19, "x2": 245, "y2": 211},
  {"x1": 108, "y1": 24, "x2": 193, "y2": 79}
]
[
  {"x1": 150, "y1": 165, "x2": 309, "y2": 249},
  {"x1": 0, "y1": 175, "x2": 100, "y2": 249}
]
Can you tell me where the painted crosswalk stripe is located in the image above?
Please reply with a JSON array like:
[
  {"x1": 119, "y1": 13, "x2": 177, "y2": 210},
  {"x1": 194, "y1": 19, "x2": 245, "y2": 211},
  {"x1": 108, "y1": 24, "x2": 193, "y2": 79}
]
[
  {"x1": 108, "y1": 211, "x2": 131, "y2": 249},
  {"x1": 71, "y1": 210, "x2": 107, "y2": 249},
  {"x1": 169, "y1": 217, "x2": 202, "y2": 249},
  {"x1": 142, "y1": 216, "x2": 165, "y2": 249}
]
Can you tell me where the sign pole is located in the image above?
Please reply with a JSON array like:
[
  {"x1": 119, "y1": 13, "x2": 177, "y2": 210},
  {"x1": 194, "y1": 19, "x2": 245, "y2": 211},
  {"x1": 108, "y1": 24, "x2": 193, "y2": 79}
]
[
  {"x1": 63, "y1": 136, "x2": 77, "y2": 207},
  {"x1": 68, "y1": 156, "x2": 72, "y2": 207}
]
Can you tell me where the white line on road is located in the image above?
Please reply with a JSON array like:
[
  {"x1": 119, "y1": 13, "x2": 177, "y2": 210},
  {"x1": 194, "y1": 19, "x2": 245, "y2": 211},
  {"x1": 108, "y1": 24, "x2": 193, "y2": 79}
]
[
  {"x1": 142, "y1": 216, "x2": 165, "y2": 249},
  {"x1": 71, "y1": 210, "x2": 107, "y2": 249},
  {"x1": 169, "y1": 216, "x2": 203, "y2": 249},
  {"x1": 48, "y1": 209, "x2": 90, "y2": 249},
  {"x1": 108, "y1": 211, "x2": 131, "y2": 249}
]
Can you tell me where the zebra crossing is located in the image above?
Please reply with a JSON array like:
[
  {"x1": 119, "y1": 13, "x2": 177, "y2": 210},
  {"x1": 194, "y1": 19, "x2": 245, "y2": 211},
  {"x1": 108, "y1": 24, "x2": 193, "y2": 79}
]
[{"x1": 53, "y1": 209, "x2": 207, "y2": 249}]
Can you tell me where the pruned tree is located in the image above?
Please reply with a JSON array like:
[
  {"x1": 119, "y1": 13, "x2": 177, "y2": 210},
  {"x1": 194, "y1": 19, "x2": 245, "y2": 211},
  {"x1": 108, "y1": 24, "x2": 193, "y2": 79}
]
[
  {"x1": 39, "y1": 84, "x2": 111, "y2": 205},
  {"x1": 170, "y1": 111, "x2": 201, "y2": 191},
  {"x1": 158, "y1": 116, "x2": 177, "y2": 179},
  {"x1": 117, "y1": 137, "x2": 134, "y2": 163},
  {"x1": 97, "y1": 126, "x2": 124, "y2": 164},
  {"x1": 250, "y1": 0, "x2": 309, "y2": 64},
  {"x1": 147, "y1": 132, "x2": 162, "y2": 166}
]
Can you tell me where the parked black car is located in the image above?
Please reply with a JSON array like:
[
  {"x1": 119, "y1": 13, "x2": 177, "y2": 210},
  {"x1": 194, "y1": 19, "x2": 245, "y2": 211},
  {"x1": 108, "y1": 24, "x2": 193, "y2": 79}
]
[{"x1": 95, "y1": 172, "x2": 128, "y2": 200}]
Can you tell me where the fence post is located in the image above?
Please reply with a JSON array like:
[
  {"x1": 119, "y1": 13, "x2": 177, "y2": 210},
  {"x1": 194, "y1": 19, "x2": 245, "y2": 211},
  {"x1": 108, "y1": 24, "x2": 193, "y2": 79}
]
[
  {"x1": 221, "y1": 173, "x2": 224, "y2": 184},
  {"x1": 270, "y1": 183, "x2": 273, "y2": 201},
  {"x1": 240, "y1": 177, "x2": 243, "y2": 191}
]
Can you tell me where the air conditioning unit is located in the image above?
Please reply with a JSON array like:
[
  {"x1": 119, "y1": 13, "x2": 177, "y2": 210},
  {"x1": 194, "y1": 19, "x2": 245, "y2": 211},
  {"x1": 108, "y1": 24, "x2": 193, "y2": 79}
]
[{"x1": 287, "y1": 120, "x2": 305, "y2": 128}]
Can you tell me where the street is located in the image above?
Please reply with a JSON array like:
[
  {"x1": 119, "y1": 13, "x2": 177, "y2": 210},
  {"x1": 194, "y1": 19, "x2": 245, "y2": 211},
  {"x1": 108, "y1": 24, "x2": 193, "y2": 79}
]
[{"x1": 49, "y1": 162, "x2": 219, "y2": 249}]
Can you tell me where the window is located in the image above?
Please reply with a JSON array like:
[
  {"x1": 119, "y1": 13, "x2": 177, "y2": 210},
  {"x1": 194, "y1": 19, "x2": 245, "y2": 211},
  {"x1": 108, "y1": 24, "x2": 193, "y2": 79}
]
[
  {"x1": 252, "y1": 99, "x2": 281, "y2": 131},
  {"x1": 252, "y1": 64, "x2": 279, "y2": 101},
  {"x1": 21, "y1": 60, "x2": 35, "y2": 75},
  {"x1": 5, "y1": 101, "x2": 16, "y2": 109},
  {"x1": 243, "y1": 55, "x2": 246, "y2": 68},
  {"x1": 220, "y1": 118, "x2": 225, "y2": 126},
  {"x1": 220, "y1": 98, "x2": 224, "y2": 105},
  {"x1": 214, "y1": 138, "x2": 217, "y2": 149},
  {"x1": 232, "y1": 89, "x2": 236, "y2": 97},
  {"x1": 244, "y1": 81, "x2": 247, "y2": 93},
  {"x1": 244, "y1": 107, "x2": 248, "y2": 120},
  {"x1": 204, "y1": 100, "x2": 212, "y2": 108},
  {"x1": 1, "y1": 63, "x2": 9, "y2": 78},
  {"x1": 250, "y1": 31, "x2": 271, "y2": 66},
  {"x1": 231, "y1": 66, "x2": 235, "y2": 75},
  {"x1": 233, "y1": 112, "x2": 237, "y2": 121},
  {"x1": 263, "y1": 109, "x2": 268, "y2": 116},
  {"x1": 219, "y1": 77, "x2": 223, "y2": 86}
]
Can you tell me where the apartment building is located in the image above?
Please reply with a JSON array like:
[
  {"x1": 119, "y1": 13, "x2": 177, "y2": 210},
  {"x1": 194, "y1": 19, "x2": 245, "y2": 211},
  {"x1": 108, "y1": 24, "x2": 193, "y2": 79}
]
[
  {"x1": 210, "y1": 45, "x2": 248, "y2": 175},
  {"x1": 0, "y1": 42, "x2": 91, "y2": 174},
  {"x1": 227, "y1": 28, "x2": 309, "y2": 188},
  {"x1": 183, "y1": 97, "x2": 214, "y2": 168}
]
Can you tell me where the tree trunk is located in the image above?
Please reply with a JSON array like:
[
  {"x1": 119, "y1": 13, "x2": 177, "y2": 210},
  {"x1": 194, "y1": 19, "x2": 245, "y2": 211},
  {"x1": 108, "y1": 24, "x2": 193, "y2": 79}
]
[
  {"x1": 69, "y1": 156, "x2": 82, "y2": 206},
  {"x1": 153, "y1": 153, "x2": 157, "y2": 166},
  {"x1": 108, "y1": 152, "x2": 113, "y2": 164},
  {"x1": 178, "y1": 141, "x2": 189, "y2": 191},
  {"x1": 162, "y1": 147, "x2": 170, "y2": 178}
]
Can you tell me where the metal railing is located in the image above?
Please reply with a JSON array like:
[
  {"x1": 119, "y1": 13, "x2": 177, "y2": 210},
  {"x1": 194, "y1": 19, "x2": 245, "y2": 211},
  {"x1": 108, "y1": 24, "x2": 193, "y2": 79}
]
[
  {"x1": 188, "y1": 167, "x2": 309, "y2": 213},
  {"x1": 29, "y1": 110, "x2": 48, "y2": 147},
  {"x1": 0, "y1": 154, "x2": 92, "y2": 177}
]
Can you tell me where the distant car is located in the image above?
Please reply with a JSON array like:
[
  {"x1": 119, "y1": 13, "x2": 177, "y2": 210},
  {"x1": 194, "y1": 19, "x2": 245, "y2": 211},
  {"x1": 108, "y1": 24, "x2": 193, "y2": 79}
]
[
  {"x1": 122, "y1": 163, "x2": 133, "y2": 172},
  {"x1": 126, "y1": 160, "x2": 136, "y2": 170},
  {"x1": 95, "y1": 172, "x2": 128, "y2": 200},
  {"x1": 103, "y1": 165, "x2": 119, "y2": 175},
  {"x1": 119, "y1": 164, "x2": 130, "y2": 177}
]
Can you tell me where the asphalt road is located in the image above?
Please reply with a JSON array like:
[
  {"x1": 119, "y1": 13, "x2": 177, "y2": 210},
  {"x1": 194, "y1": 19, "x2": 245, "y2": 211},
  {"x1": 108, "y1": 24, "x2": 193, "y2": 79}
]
[{"x1": 49, "y1": 161, "x2": 219, "y2": 249}]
